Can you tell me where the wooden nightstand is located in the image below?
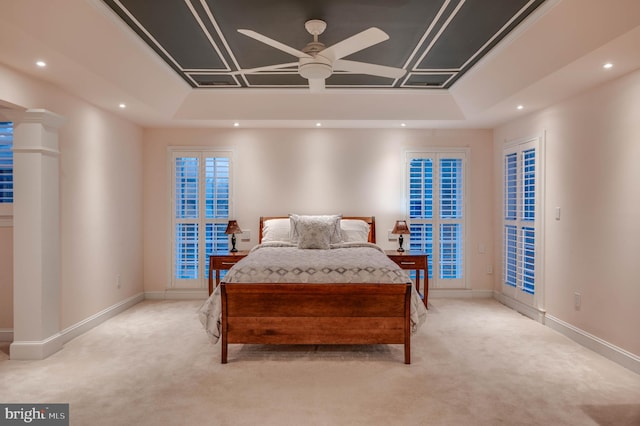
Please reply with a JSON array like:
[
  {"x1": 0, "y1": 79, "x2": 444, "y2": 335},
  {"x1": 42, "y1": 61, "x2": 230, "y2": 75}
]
[
  {"x1": 385, "y1": 251, "x2": 429, "y2": 308},
  {"x1": 208, "y1": 251, "x2": 249, "y2": 295}
]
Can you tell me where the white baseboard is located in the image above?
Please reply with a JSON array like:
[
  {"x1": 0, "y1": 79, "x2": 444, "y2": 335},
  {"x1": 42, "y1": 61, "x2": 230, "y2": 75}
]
[
  {"x1": 494, "y1": 291, "x2": 547, "y2": 323},
  {"x1": 545, "y1": 314, "x2": 640, "y2": 375},
  {"x1": 10, "y1": 292, "x2": 144, "y2": 360},
  {"x1": 59, "y1": 292, "x2": 145, "y2": 344},
  {"x1": 0, "y1": 328, "x2": 14, "y2": 342},
  {"x1": 493, "y1": 291, "x2": 640, "y2": 375},
  {"x1": 145, "y1": 289, "x2": 208, "y2": 300},
  {"x1": 9, "y1": 333, "x2": 63, "y2": 360}
]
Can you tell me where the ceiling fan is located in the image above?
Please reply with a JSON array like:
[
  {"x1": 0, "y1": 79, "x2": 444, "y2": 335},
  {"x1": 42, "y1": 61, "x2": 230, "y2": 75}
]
[{"x1": 234, "y1": 19, "x2": 406, "y2": 92}]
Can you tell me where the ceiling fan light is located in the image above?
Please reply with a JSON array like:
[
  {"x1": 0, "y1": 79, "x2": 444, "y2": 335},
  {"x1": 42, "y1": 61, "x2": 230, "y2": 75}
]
[{"x1": 299, "y1": 62, "x2": 332, "y2": 80}]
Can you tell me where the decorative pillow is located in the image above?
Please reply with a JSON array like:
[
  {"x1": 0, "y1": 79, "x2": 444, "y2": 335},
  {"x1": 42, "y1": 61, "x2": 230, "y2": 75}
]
[
  {"x1": 261, "y1": 218, "x2": 291, "y2": 243},
  {"x1": 290, "y1": 214, "x2": 342, "y2": 244},
  {"x1": 295, "y1": 217, "x2": 334, "y2": 249},
  {"x1": 340, "y1": 219, "x2": 370, "y2": 243}
]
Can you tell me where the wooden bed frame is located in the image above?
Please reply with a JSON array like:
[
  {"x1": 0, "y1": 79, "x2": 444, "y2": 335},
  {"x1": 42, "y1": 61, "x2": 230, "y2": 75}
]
[{"x1": 219, "y1": 216, "x2": 413, "y2": 364}]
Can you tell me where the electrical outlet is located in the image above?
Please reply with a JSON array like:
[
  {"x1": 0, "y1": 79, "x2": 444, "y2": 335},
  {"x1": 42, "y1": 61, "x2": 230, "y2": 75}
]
[
  {"x1": 116, "y1": 274, "x2": 121, "y2": 289},
  {"x1": 574, "y1": 292, "x2": 581, "y2": 310}
]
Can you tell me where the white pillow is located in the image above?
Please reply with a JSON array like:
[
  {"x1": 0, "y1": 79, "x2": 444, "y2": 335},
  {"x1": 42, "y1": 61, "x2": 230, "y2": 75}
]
[
  {"x1": 290, "y1": 214, "x2": 343, "y2": 245},
  {"x1": 261, "y1": 218, "x2": 291, "y2": 242},
  {"x1": 340, "y1": 219, "x2": 370, "y2": 243}
]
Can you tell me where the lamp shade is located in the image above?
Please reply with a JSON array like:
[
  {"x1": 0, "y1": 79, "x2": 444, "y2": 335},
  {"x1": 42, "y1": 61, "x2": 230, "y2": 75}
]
[
  {"x1": 391, "y1": 220, "x2": 410, "y2": 235},
  {"x1": 224, "y1": 220, "x2": 241, "y2": 235}
]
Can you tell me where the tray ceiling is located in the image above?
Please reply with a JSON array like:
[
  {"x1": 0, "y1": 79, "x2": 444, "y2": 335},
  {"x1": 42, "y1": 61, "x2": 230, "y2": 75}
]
[{"x1": 102, "y1": 0, "x2": 546, "y2": 91}]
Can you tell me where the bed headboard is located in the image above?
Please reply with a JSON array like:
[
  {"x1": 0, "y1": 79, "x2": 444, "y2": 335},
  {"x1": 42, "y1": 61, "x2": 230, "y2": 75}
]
[{"x1": 259, "y1": 216, "x2": 376, "y2": 244}]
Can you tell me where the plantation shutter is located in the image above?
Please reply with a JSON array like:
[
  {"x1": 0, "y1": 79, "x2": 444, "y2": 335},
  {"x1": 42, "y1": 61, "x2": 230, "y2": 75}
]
[
  {"x1": 503, "y1": 144, "x2": 537, "y2": 296},
  {"x1": 409, "y1": 158, "x2": 434, "y2": 278},
  {"x1": 439, "y1": 158, "x2": 463, "y2": 280},
  {"x1": 0, "y1": 122, "x2": 13, "y2": 204},
  {"x1": 407, "y1": 151, "x2": 467, "y2": 289},
  {"x1": 172, "y1": 151, "x2": 231, "y2": 288},
  {"x1": 521, "y1": 148, "x2": 536, "y2": 294}
]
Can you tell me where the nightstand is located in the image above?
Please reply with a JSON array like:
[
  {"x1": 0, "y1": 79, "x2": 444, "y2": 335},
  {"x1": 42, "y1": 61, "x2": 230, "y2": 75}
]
[
  {"x1": 385, "y1": 251, "x2": 429, "y2": 308},
  {"x1": 208, "y1": 251, "x2": 249, "y2": 295}
]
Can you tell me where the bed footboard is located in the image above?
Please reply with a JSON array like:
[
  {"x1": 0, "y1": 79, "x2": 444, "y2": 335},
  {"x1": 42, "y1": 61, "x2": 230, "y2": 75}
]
[{"x1": 220, "y1": 282, "x2": 412, "y2": 364}]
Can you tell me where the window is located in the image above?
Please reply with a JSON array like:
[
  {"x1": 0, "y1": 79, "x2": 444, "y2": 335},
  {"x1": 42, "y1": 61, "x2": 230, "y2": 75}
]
[
  {"x1": 171, "y1": 150, "x2": 232, "y2": 288},
  {"x1": 406, "y1": 151, "x2": 467, "y2": 289},
  {"x1": 503, "y1": 140, "x2": 538, "y2": 298},
  {"x1": 0, "y1": 122, "x2": 13, "y2": 204}
]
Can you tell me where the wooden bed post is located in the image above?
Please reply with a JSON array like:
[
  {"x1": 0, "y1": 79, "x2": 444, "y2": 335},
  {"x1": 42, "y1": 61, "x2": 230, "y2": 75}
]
[
  {"x1": 404, "y1": 283, "x2": 411, "y2": 364},
  {"x1": 220, "y1": 284, "x2": 228, "y2": 364}
]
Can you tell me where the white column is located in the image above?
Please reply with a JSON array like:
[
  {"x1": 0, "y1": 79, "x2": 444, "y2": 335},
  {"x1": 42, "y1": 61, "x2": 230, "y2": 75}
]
[{"x1": 9, "y1": 109, "x2": 65, "y2": 360}]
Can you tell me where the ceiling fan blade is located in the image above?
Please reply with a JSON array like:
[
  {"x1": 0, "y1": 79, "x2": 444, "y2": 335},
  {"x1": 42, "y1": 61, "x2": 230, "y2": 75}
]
[
  {"x1": 308, "y1": 78, "x2": 325, "y2": 92},
  {"x1": 230, "y1": 62, "x2": 298, "y2": 75},
  {"x1": 320, "y1": 27, "x2": 389, "y2": 61},
  {"x1": 333, "y1": 59, "x2": 406, "y2": 79},
  {"x1": 238, "y1": 29, "x2": 311, "y2": 59}
]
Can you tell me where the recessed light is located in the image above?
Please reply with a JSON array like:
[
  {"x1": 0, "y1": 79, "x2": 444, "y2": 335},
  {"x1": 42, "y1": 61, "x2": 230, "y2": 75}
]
[
  {"x1": 517, "y1": 105, "x2": 524, "y2": 110},
  {"x1": 36, "y1": 61, "x2": 46, "y2": 68},
  {"x1": 603, "y1": 62, "x2": 613, "y2": 69},
  {"x1": 118, "y1": 103, "x2": 126, "y2": 109},
  {"x1": 315, "y1": 122, "x2": 322, "y2": 127},
  {"x1": 400, "y1": 123, "x2": 407, "y2": 127},
  {"x1": 233, "y1": 122, "x2": 240, "y2": 127}
]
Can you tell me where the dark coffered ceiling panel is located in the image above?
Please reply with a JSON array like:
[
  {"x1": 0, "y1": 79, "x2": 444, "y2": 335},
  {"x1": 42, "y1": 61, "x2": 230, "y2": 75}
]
[{"x1": 102, "y1": 0, "x2": 546, "y2": 90}]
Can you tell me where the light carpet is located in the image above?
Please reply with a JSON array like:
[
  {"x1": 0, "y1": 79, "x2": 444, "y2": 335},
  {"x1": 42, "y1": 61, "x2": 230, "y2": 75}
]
[{"x1": 1, "y1": 298, "x2": 639, "y2": 425}]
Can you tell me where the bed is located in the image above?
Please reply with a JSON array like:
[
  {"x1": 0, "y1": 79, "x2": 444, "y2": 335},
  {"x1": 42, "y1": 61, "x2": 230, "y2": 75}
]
[{"x1": 199, "y1": 215, "x2": 427, "y2": 364}]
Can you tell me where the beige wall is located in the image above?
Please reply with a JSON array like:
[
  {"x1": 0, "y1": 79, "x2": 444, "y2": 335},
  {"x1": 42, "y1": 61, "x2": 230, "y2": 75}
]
[
  {"x1": 493, "y1": 69, "x2": 640, "y2": 357},
  {"x1": 143, "y1": 128, "x2": 495, "y2": 293},
  {"x1": 0, "y1": 63, "x2": 144, "y2": 331}
]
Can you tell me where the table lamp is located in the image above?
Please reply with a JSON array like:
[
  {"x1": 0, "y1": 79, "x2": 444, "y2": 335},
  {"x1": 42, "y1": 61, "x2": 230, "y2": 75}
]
[
  {"x1": 225, "y1": 220, "x2": 242, "y2": 252},
  {"x1": 392, "y1": 220, "x2": 410, "y2": 252}
]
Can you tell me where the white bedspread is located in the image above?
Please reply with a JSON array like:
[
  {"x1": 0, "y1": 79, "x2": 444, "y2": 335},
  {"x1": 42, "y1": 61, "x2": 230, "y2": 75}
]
[{"x1": 199, "y1": 242, "x2": 427, "y2": 343}]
